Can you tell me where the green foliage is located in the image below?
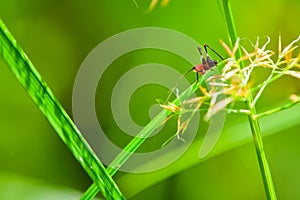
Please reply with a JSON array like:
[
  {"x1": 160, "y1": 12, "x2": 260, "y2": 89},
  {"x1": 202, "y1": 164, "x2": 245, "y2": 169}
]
[{"x1": 1, "y1": 1, "x2": 300, "y2": 200}]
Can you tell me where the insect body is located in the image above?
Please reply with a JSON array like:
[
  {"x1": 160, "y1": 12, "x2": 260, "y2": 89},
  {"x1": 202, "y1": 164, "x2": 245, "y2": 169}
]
[{"x1": 192, "y1": 44, "x2": 224, "y2": 81}]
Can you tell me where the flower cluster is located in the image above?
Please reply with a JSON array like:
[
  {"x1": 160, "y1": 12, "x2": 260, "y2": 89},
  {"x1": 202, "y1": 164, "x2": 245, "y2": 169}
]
[{"x1": 161, "y1": 36, "x2": 300, "y2": 142}]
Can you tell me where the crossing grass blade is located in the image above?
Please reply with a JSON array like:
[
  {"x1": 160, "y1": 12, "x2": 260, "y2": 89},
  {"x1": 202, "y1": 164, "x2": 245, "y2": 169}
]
[
  {"x1": 0, "y1": 18, "x2": 125, "y2": 200},
  {"x1": 80, "y1": 65, "x2": 223, "y2": 199}
]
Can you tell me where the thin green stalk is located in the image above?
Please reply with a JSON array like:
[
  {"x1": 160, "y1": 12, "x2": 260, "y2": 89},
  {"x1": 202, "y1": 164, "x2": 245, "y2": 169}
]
[
  {"x1": 222, "y1": 0, "x2": 243, "y2": 64},
  {"x1": 82, "y1": 184, "x2": 101, "y2": 200},
  {"x1": 247, "y1": 97, "x2": 277, "y2": 200},
  {"x1": 132, "y1": 0, "x2": 139, "y2": 8},
  {"x1": 226, "y1": 108, "x2": 250, "y2": 115},
  {"x1": 222, "y1": 0, "x2": 237, "y2": 46},
  {"x1": 251, "y1": 69, "x2": 275, "y2": 107},
  {"x1": 81, "y1": 185, "x2": 101, "y2": 200},
  {"x1": 81, "y1": 73, "x2": 211, "y2": 199},
  {"x1": 221, "y1": 1, "x2": 277, "y2": 199},
  {"x1": 0, "y1": 18, "x2": 125, "y2": 200},
  {"x1": 254, "y1": 98, "x2": 300, "y2": 119},
  {"x1": 251, "y1": 64, "x2": 295, "y2": 93}
]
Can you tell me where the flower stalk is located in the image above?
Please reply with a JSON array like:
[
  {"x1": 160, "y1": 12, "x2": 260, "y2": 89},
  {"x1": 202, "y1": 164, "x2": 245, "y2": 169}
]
[
  {"x1": 221, "y1": 1, "x2": 278, "y2": 199},
  {"x1": 246, "y1": 96, "x2": 277, "y2": 200}
]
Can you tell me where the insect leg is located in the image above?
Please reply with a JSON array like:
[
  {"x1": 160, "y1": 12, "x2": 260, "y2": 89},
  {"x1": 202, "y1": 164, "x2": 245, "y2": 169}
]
[{"x1": 198, "y1": 46, "x2": 208, "y2": 66}]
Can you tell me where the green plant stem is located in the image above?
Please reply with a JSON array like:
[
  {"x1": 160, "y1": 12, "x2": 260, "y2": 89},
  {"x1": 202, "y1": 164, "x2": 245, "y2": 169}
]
[
  {"x1": 222, "y1": 0, "x2": 237, "y2": 46},
  {"x1": 247, "y1": 97, "x2": 277, "y2": 200},
  {"x1": 255, "y1": 98, "x2": 300, "y2": 119},
  {"x1": 81, "y1": 184, "x2": 101, "y2": 200},
  {"x1": 251, "y1": 69, "x2": 275, "y2": 107},
  {"x1": 81, "y1": 74, "x2": 210, "y2": 199},
  {"x1": 132, "y1": 0, "x2": 139, "y2": 8},
  {"x1": 221, "y1": 1, "x2": 277, "y2": 199},
  {"x1": 81, "y1": 185, "x2": 101, "y2": 200},
  {"x1": 251, "y1": 65, "x2": 294, "y2": 93},
  {"x1": 222, "y1": 0, "x2": 243, "y2": 64},
  {"x1": 226, "y1": 108, "x2": 250, "y2": 115},
  {"x1": 0, "y1": 18, "x2": 125, "y2": 200}
]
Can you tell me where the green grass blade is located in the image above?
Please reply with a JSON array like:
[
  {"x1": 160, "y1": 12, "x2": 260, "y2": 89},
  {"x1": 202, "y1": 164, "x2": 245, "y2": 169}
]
[
  {"x1": 0, "y1": 18, "x2": 125, "y2": 200},
  {"x1": 81, "y1": 70, "x2": 214, "y2": 199}
]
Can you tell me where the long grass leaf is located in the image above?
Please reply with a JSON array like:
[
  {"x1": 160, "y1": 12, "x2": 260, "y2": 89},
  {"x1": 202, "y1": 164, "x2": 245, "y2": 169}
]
[
  {"x1": 0, "y1": 18, "x2": 125, "y2": 200},
  {"x1": 81, "y1": 67, "x2": 219, "y2": 199}
]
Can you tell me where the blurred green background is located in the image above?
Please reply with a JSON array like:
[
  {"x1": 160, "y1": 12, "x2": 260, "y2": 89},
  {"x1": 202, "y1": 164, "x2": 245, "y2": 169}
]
[{"x1": 1, "y1": 0, "x2": 300, "y2": 199}]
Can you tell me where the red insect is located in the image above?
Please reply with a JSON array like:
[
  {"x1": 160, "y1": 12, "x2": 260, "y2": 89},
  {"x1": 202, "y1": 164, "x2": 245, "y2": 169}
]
[{"x1": 191, "y1": 44, "x2": 224, "y2": 81}]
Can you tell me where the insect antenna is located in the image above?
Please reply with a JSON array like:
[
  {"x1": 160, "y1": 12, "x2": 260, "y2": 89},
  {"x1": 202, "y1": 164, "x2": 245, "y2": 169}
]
[
  {"x1": 164, "y1": 68, "x2": 194, "y2": 104},
  {"x1": 204, "y1": 44, "x2": 224, "y2": 60}
]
